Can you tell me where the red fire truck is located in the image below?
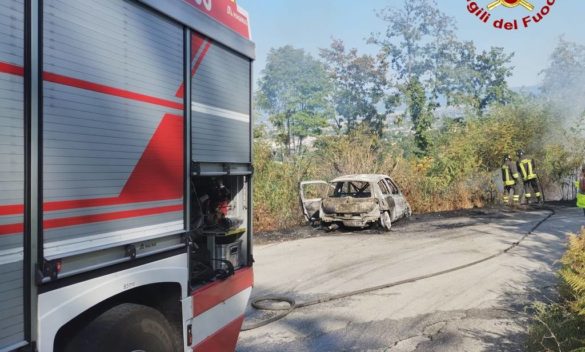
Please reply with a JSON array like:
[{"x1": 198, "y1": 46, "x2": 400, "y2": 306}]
[{"x1": 0, "y1": 0, "x2": 254, "y2": 350}]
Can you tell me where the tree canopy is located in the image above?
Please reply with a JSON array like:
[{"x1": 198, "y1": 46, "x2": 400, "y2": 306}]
[{"x1": 257, "y1": 46, "x2": 331, "y2": 155}]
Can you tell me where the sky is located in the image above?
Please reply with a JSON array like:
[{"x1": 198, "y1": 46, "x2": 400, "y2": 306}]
[{"x1": 237, "y1": 0, "x2": 585, "y2": 88}]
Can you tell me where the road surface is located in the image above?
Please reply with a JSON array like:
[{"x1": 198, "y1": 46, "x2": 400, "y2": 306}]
[{"x1": 237, "y1": 206, "x2": 584, "y2": 352}]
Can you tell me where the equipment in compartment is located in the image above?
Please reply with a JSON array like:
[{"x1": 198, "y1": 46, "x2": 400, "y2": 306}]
[
  {"x1": 191, "y1": 176, "x2": 244, "y2": 232},
  {"x1": 189, "y1": 175, "x2": 247, "y2": 287},
  {"x1": 213, "y1": 234, "x2": 243, "y2": 271}
]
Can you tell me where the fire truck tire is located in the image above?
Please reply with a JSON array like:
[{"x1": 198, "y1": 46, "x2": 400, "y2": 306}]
[{"x1": 65, "y1": 303, "x2": 179, "y2": 352}]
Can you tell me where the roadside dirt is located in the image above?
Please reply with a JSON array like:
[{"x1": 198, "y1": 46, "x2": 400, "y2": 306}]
[{"x1": 253, "y1": 205, "x2": 537, "y2": 245}]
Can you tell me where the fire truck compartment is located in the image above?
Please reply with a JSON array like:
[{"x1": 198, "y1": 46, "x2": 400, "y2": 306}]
[{"x1": 189, "y1": 174, "x2": 250, "y2": 287}]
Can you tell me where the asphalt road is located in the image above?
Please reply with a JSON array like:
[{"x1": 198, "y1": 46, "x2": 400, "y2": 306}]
[{"x1": 237, "y1": 206, "x2": 584, "y2": 352}]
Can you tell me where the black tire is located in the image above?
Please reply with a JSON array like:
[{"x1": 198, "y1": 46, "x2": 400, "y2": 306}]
[{"x1": 64, "y1": 303, "x2": 180, "y2": 352}]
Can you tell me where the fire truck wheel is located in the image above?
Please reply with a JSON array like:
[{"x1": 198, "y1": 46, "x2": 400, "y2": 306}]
[{"x1": 65, "y1": 303, "x2": 179, "y2": 352}]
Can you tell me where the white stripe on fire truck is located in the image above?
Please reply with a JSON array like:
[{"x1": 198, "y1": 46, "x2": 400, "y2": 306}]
[
  {"x1": 191, "y1": 101, "x2": 250, "y2": 123},
  {"x1": 42, "y1": 199, "x2": 183, "y2": 220},
  {"x1": 43, "y1": 220, "x2": 183, "y2": 259},
  {"x1": 191, "y1": 287, "x2": 252, "y2": 347}
]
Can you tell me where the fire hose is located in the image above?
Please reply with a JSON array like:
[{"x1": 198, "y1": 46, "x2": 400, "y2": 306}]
[{"x1": 241, "y1": 207, "x2": 555, "y2": 331}]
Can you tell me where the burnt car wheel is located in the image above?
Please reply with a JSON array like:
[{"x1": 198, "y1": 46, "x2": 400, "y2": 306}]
[{"x1": 379, "y1": 211, "x2": 392, "y2": 232}]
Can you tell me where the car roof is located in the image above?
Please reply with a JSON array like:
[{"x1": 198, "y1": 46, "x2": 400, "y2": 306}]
[{"x1": 330, "y1": 174, "x2": 390, "y2": 183}]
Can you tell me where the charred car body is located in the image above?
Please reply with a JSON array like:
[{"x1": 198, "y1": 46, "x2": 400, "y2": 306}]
[{"x1": 301, "y1": 174, "x2": 412, "y2": 231}]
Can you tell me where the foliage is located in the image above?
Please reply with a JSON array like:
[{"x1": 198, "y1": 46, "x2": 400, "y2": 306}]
[
  {"x1": 368, "y1": 0, "x2": 515, "y2": 151},
  {"x1": 455, "y1": 47, "x2": 516, "y2": 114},
  {"x1": 253, "y1": 140, "x2": 316, "y2": 232},
  {"x1": 313, "y1": 127, "x2": 397, "y2": 177},
  {"x1": 560, "y1": 231, "x2": 585, "y2": 316},
  {"x1": 526, "y1": 302, "x2": 585, "y2": 352},
  {"x1": 527, "y1": 228, "x2": 585, "y2": 352},
  {"x1": 370, "y1": 0, "x2": 456, "y2": 83},
  {"x1": 319, "y1": 39, "x2": 391, "y2": 135},
  {"x1": 257, "y1": 46, "x2": 332, "y2": 155},
  {"x1": 405, "y1": 78, "x2": 434, "y2": 155},
  {"x1": 369, "y1": 0, "x2": 455, "y2": 152}
]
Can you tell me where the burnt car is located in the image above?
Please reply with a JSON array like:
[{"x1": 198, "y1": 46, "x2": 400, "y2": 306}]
[{"x1": 300, "y1": 174, "x2": 412, "y2": 231}]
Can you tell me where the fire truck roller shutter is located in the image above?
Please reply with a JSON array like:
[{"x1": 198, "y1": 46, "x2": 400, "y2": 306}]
[
  {"x1": 42, "y1": 0, "x2": 184, "y2": 249},
  {"x1": 191, "y1": 33, "x2": 251, "y2": 164},
  {"x1": 0, "y1": 0, "x2": 25, "y2": 349}
]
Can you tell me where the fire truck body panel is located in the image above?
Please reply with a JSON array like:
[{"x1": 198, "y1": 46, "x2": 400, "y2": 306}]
[
  {"x1": 0, "y1": 0, "x2": 254, "y2": 350},
  {"x1": 0, "y1": 0, "x2": 26, "y2": 349},
  {"x1": 191, "y1": 36, "x2": 251, "y2": 164},
  {"x1": 42, "y1": 0, "x2": 186, "y2": 272}
]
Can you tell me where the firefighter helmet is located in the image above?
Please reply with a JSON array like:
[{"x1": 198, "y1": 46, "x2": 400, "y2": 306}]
[{"x1": 516, "y1": 149, "x2": 525, "y2": 158}]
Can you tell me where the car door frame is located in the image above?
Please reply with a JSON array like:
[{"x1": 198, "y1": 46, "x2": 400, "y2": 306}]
[
  {"x1": 299, "y1": 180, "x2": 330, "y2": 222},
  {"x1": 377, "y1": 179, "x2": 395, "y2": 214},
  {"x1": 384, "y1": 177, "x2": 407, "y2": 220}
]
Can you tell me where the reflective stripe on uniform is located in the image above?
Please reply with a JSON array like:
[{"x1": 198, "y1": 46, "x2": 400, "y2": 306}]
[
  {"x1": 519, "y1": 159, "x2": 537, "y2": 181},
  {"x1": 575, "y1": 181, "x2": 585, "y2": 208},
  {"x1": 502, "y1": 166, "x2": 516, "y2": 186},
  {"x1": 578, "y1": 193, "x2": 585, "y2": 208}
]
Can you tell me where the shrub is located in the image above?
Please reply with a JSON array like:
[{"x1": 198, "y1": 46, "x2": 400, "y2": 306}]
[{"x1": 527, "y1": 228, "x2": 585, "y2": 352}]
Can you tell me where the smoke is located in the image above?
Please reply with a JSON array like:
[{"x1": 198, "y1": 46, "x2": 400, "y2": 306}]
[{"x1": 539, "y1": 37, "x2": 585, "y2": 131}]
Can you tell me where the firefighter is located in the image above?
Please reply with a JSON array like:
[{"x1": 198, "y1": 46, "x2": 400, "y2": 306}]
[
  {"x1": 576, "y1": 167, "x2": 585, "y2": 216},
  {"x1": 501, "y1": 154, "x2": 520, "y2": 206},
  {"x1": 516, "y1": 150, "x2": 543, "y2": 205}
]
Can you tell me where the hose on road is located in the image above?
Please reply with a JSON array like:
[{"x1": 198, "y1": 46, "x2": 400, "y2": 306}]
[{"x1": 241, "y1": 207, "x2": 556, "y2": 331}]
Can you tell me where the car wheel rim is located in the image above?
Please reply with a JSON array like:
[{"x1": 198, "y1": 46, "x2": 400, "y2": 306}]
[{"x1": 381, "y1": 212, "x2": 391, "y2": 230}]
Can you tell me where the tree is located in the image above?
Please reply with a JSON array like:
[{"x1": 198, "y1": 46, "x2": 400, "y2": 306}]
[
  {"x1": 370, "y1": 0, "x2": 456, "y2": 83},
  {"x1": 370, "y1": 0, "x2": 516, "y2": 146},
  {"x1": 452, "y1": 46, "x2": 515, "y2": 114},
  {"x1": 319, "y1": 39, "x2": 391, "y2": 135},
  {"x1": 370, "y1": 0, "x2": 457, "y2": 153},
  {"x1": 257, "y1": 46, "x2": 331, "y2": 155},
  {"x1": 406, "y1": 78, "x2": 433, "y2": 154}
]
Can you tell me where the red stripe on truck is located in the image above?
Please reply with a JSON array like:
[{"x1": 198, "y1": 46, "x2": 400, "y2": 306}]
[
  {"x1": 175, "y1": 34, "x2": 211, "y2": 98},
  {"x1": 1, "y1": 62, "x2": 183, "y2": 110},
  {"x1": 192, "y1": 42, "x2": 211, "y2": 80},
  {"x1": 193, "y1": 315, "x2": 245, "y2": 352},
  {"x1": 0, "y1": 223, "x2": 24, "y2": 236},
  {"x1": 0, "y1": 205, "x2": 182, "y2": 236},
  {"x1": 0, "y1": 205, "x2": 24, "y2": 216},
  {"x1": 43, "y1": 204, "x2": 183, "y2": 229},
  {"x1": 192, "y1": 267, "x2": 254, "y2": 317},
  {"x1": 0, "y1": 61, "x2": 24, "y2": 76},
  {"x1": 43, "y1": 72, "x2": 184, "y2": 110}
]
